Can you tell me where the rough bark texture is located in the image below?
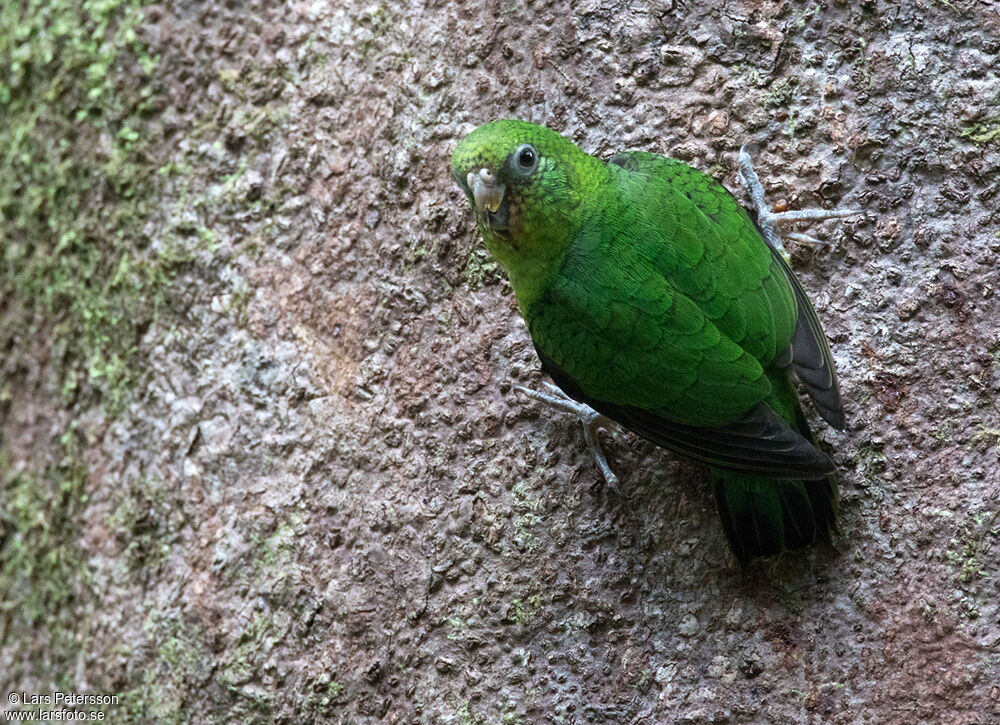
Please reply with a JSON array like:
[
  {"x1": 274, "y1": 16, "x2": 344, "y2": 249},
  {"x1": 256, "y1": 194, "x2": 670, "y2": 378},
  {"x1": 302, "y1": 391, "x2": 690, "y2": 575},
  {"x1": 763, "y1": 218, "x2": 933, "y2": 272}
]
[{"x1": 2, "y1": 1, "x2": 1000, "y2": 723}]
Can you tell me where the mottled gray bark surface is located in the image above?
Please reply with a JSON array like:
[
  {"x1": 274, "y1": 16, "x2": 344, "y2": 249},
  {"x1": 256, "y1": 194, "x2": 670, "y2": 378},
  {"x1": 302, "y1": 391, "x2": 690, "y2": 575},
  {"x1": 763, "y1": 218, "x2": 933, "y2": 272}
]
[{"x1": 2, "y1": 0, "x2": 1000, "y2": 723}]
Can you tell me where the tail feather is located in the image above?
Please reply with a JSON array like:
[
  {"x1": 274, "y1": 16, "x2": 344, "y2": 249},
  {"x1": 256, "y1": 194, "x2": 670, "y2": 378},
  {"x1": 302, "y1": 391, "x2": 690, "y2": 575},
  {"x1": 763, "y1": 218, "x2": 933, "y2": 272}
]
[
  {"x1": 712, "y1": 471, "x2": 837, "y2": 563},
  {"x1": 710, "y1": 368, "x2": 839, "y2": 563},
  {"x1": 776, "y1": 480, "x2": 812, "y2": 549}
]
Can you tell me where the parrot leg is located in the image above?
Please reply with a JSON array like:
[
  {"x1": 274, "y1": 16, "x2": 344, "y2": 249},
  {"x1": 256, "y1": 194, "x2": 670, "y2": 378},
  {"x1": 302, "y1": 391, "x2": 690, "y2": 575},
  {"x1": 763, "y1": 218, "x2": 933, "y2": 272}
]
[
  {"x1": 515, "y1": 382, "x2": 624, "y2": 492},
  {"x1": 737, "y1": 146, "x2": 862, "y2": 262}
]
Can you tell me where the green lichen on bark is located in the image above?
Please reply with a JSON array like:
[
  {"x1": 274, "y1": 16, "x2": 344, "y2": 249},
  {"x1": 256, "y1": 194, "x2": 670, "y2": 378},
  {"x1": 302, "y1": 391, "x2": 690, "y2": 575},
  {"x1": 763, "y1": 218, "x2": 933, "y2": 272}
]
[
  {"x1": 961, "y1": 118, "x2": 1000, "y2": 145},
  {"x1": 0, "y1": 0, "x2": 167, "y2": 700},
  {"x1": 0, "y1": 431, "x2": 90, "y2": 690},
  {"x1": 0, "y1": 0, "x2": 173, "y2": 411}
]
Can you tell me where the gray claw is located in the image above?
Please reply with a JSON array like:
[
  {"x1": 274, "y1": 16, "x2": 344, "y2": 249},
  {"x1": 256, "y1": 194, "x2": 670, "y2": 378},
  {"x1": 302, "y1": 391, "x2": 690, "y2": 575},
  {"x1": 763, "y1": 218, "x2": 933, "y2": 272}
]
[
  {"x1": 737, "y1": 146, "x2": 862, "y2": 261},
  {"x1": 515, "y1": 384, "x2": 624, "y2": 490}
]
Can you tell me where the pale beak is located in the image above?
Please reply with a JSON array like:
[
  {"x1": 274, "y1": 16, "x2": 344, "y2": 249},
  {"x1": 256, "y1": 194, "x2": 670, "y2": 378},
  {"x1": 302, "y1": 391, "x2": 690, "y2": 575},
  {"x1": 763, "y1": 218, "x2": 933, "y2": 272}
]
[{"x1": 468, "y1": 167, "x2": 505, "y2": 214}]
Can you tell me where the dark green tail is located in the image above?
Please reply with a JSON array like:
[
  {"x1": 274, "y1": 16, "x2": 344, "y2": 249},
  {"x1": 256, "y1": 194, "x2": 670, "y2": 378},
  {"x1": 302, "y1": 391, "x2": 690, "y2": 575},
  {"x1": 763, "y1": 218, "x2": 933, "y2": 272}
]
[
  {"x1": 711, "y1": 467, "x2": 837, "y2": 563},
  {"x1": 711, "y1": 371, "x2": 838, "y2": 563}
]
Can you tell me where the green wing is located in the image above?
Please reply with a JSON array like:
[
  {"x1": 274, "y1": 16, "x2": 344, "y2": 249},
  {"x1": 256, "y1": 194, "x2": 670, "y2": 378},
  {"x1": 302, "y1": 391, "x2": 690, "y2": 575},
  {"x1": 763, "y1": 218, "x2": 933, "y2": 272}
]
[
  {"x1": 611, "y1": 151, "x2": 845, "y2": 428},
  {"x1": 523, "y1": 150, "x2": 838, "y2": 477},
  {"x1": 528, "y1": 222, "x2": 771, "y2": 427},
  {"x1": 534, "y1": 343, "x2": 834, "y2": 478},
  {"x1": 526, "y1": 224, "x2": 833, "y2": 477},
  {"x1": 608, "y1": 151, "x2": 797, "y2": 364}
]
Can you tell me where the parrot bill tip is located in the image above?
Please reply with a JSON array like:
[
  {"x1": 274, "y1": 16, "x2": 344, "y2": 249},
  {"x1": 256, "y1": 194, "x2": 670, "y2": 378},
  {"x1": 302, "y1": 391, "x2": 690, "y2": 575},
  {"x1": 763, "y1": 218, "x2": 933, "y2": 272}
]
[{"x1": 468, "y1": 168, "x2": 505, "y2": 214}]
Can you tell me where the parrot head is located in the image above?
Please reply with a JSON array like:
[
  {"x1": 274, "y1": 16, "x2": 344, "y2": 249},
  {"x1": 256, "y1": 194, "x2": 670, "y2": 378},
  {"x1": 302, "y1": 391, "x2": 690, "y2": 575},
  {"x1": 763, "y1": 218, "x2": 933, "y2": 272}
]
[{"x1": 450, "y1": 120, "x2": 598, "y2": 253}]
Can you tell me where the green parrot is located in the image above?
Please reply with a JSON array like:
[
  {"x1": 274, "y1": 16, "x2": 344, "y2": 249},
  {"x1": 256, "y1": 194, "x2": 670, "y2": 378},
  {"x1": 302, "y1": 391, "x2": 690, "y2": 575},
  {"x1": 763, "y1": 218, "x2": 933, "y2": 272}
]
[{"x1": 450, "y1": 119, "x2": 853, "y2": 562}]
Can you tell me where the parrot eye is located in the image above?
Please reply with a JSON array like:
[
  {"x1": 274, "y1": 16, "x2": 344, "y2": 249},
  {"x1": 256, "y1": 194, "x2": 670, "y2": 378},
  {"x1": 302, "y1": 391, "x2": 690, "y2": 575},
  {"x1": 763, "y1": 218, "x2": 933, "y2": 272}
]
[{"x1": 514, "y1": 144, "x2": 539, "y2": 175}]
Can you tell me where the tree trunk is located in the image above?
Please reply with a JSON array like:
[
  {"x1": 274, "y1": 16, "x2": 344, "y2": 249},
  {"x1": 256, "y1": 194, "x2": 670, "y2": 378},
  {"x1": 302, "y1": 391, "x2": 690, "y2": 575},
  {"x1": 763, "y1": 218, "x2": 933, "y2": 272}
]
[{"x1": 2, "y1": 1, "x2": 999, "y2": 722}]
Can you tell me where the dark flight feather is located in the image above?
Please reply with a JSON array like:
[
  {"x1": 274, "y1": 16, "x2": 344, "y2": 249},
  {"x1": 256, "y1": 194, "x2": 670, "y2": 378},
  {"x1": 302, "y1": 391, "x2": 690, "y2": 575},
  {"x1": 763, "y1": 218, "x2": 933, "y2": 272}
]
[
  {"x1": 769, "y1": 245, "x2": 846, "y2": 430},
  {"x1": 536, "y1": 346, "x2": 835, "y2": 479}
]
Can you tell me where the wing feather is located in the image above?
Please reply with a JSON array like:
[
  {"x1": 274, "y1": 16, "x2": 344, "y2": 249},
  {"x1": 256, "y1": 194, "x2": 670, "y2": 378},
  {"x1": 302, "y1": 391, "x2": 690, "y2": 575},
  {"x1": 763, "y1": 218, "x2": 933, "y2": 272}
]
[
  {"x1": 769, "y1": 247, "x2": 846, "y2": 429},
  {"x1": 537, "y1": 346, "x2": 835, "y2": 479}
]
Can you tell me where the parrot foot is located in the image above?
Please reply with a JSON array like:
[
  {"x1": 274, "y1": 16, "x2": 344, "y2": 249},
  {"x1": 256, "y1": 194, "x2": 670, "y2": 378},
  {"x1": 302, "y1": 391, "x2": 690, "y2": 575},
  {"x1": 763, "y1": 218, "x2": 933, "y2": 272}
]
[
  {"x1": 737, "y1": 146, "x2": 862, "y2": 262},
  {"x1": 515, "y1": 382, "x2": 624, "y2": 493}
]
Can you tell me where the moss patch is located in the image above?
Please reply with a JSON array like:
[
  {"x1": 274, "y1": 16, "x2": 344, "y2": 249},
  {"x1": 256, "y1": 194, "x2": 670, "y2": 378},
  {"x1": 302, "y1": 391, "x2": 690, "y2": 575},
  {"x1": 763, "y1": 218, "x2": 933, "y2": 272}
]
[
  {"x1": 0, "y1": 0, "x2": 180, "y2": 411},
  {"x1": 117, "y1": 611, "x2": 214, "y2": 723},
  {"x1": 0, "y1": 433, "x2": 90, "y2": 688},
  {"x1": 960, "y1": 118, "x2": 1000, "y2": 145},
  {"x1": 0, "y1": 0, "x2": 183, "y2": 702}
]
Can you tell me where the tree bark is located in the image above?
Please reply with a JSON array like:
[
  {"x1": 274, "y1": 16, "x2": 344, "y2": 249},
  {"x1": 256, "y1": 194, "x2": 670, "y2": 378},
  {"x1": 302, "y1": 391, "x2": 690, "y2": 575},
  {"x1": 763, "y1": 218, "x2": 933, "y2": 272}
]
[{"x1": 2, "y1": 1, "x2": 999, "y2": 722}]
